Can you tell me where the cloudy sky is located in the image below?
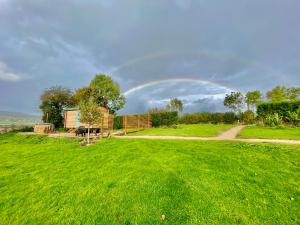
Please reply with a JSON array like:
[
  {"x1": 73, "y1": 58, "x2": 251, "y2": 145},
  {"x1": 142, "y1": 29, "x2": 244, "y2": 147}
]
[{"x1": 0, "y1": 0, "x2": 299, "y2": 115}]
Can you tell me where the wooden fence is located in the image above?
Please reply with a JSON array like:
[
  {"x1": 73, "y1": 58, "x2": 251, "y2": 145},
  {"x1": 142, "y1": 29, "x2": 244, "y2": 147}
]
[{"x1": 122, "y1": 113, "x2": 152, "y2": 134}]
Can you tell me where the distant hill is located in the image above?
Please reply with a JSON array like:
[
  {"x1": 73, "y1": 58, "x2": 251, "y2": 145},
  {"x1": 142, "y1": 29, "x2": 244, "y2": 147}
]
[{"x1": 0, "y1": 111, "x2": 41, "y2": 126}]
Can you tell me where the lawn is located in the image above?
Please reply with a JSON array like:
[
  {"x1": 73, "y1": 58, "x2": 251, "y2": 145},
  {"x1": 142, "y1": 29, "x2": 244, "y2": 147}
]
[
  {"x1": 128, "y1": 124, "x2": 234, "y2": 137},
  {"x1": 239, "y1": 125, "x2": 300, "y2": 140},
  {"x1": 0, "y1": 133, "x2": 299, "y2": 224}
]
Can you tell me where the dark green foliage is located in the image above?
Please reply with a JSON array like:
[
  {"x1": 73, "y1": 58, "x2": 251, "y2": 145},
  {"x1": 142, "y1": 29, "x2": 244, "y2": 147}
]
[
  {"x1": 113, "y1": 115, "x2": 123, "y2": 129},
  {"x1": 223, "y1": 112, "x2": 237, "y2": 124},
  {"x1": 15, "y1": 126, "x2": 34, "y2": 132},
  {"x1": 242, "y1": 110, "x2": 255, "y2": 124},
  {"x1": 179, "y1": 112, "x2": 238, "y2": 124},
  {"x1": 257, "y1": 101, "x2": 300, "y2": 121},
  {"x1": 39, "y1": 86, "x2": 74, "y2": 128},
  {"x1": 151, "y1": 111, "x2": 178, "y2": 127}
]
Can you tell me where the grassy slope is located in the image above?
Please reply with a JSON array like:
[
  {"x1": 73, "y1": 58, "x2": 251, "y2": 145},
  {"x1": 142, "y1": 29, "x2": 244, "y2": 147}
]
[
  {"x1": 239, "y1": 126, "x2": 300, "y2": 140},
  {"x1": 0, "y1": 134, "x2": 299, "y2": 225},
  {"x1": 129, "y1": 124, "x2": 234, "y2": 137}
]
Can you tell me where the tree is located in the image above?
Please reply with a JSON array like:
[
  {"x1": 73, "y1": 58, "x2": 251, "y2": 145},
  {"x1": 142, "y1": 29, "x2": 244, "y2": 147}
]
[
  {"x1": 89, "y1": 74, "x2": 126, "y2": 113},
  {"x1": 245, "y1": 90, "x2": 263, "y2": 111},
  {"x1": 166, "y1": 98, "x2": 184, "y2": 112},
  {"x1": 79, "y1": 97, "x2": 102, "y2": 144},
  {"x1": 71, "y1": 87, "x2": 92, "y2": 105},
  {"x1": 286, "y1": 87, "x2": 300, "y2": 101},
  {"x1": 223, "y1": 92, "x2": 244, "y2": 114},
  {"x1": 39, "y1": 86, "x2": 73, "y2": 128},
  {"x1": 266, "y1": 86, "x2": 287, "y2": 102}
]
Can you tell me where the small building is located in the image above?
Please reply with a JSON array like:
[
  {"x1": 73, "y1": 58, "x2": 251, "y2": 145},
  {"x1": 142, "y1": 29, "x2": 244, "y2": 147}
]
[
  {"x1": 34, "y1": 123, "x2": 55, "y2": 133},
  {"x1": 64, "y1": 107, "x2": 113, "y2": 131}
]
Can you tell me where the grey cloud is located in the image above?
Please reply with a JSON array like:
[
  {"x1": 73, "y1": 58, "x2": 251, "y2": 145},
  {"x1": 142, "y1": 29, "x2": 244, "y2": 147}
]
[{"x1": 0, "y1": 0, "x2": 299, "y2": 114}]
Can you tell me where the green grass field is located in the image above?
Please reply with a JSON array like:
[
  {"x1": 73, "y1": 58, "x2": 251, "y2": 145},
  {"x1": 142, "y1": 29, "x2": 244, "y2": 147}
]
[
  {"x1": 129, "y1": 124, "x2": 234, "y2": 137},
  {"x1": 0, "y1": 133, "x2": 299, "y2": 224},
  {"x1": 239, "y1": 126, "x2": 300, "y2": 140}
]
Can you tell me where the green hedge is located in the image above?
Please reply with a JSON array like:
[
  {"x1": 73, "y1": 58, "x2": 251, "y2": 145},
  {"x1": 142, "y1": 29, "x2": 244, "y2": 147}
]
[
  {"x1": 257, "y1": 101, "x2": 300, "y2": 121},
  {"x1": 151, "y1": 111, "x2": 178, "y2": 127},
  {"x1": 179, "y1": 112, "x2": 237, "y2": 124}
]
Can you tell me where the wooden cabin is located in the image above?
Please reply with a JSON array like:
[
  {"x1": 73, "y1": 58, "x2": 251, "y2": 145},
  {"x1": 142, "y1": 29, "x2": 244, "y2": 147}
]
[
  {"x1": 64, "y1": 107, "x2": 113, "y2": 130},
  {"x1": 34, "y1": 123, "x2": 55, "y2": 133}
]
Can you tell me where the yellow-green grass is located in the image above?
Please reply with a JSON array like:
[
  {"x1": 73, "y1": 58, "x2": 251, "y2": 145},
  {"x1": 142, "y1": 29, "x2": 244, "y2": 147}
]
[
  {"x1": 0, "y1": 133, "x2": 299, "y2": 224},
  {"x1": 239, "y1": 126, "x2": 300, "y2": 140},
  {"x1": 128, "y1": 124, "x2": 234, "y2": 137}
]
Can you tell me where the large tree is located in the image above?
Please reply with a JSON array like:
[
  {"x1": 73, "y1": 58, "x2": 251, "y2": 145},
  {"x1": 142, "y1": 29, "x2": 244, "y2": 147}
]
[
  {"x1": 286, "y1": 87, "x2": 300, "y2": 101},
  {"x1": 89, "y1": 74, "x2": 126, "y2": 113},
  {"x1": 223, "y1": 92, "x2": 244, "y2": 114},
  {"x1": 166, "y1": 98, "x2": 184, "y2": 113},
  {"x1": 245, "y1": 90, "x2": 263, "y2": 111},
  {"x1": 79, "y1": 97, "x2": 102, "y2": 144},
  {"x1": 266, "y1": 86, "x2": 287, "y2": 102},
  {"x1": 71, "y1": 87, "x2": 93, "y2": 105},
  {"x1": 39, "y1": 86, "x2": 73, "y2": 128}
]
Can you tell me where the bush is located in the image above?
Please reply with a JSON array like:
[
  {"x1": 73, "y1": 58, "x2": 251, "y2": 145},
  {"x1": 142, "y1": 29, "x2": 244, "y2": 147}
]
[
  {"x1": 257, "y1": 101, "x2": 300, "y2": 122},
  {"x1": 57, "y1": 127, "x2": 69, "y2": 132},
  {"x1": 113, "y1": 116, "x2": 123, "y2": 130},
  {"x1": 151, "y1": 111, "x2": 178, "y2": 127},
  {"x1": 242, "y1": 110, "x2": 255, "y2": 124},
  {"x1": 285, "y1": 109, "x2": 300, "y2": 126},
  {"x1": 15, "y1": 126, "x2": 34, "y2": 132},
  {"x1": 223, "y1": 112, "x2": 237, "y2": 124},
  {"x1": 265, "y1": 113, "x2": 283, "y2": 127}
]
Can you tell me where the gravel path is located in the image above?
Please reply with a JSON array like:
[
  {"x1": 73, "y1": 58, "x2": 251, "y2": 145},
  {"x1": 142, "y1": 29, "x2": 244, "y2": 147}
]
[{"x1": 114, "y1": 125, "x2": 300, "y2": 145}]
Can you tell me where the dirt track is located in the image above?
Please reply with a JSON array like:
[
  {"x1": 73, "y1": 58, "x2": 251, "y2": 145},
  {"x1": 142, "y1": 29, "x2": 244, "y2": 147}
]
[{"x1": 114, "y1": 125, "x2": 300, "y2": 145}]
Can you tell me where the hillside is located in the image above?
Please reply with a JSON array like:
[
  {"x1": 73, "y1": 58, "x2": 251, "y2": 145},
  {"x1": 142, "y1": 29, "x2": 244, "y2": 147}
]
[{"x1": 0, "y1": 111, "x2": 41, "y2": 126}]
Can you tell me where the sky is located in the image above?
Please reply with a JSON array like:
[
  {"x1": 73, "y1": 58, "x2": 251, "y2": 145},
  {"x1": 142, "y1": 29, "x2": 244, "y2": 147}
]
[{"x1": 0, "y1": 0, "x2": 299, "y2": 115}]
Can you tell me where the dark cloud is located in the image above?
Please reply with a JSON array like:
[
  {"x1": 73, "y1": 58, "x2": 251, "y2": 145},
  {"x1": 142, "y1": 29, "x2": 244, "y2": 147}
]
[{"x1": 0, "y1": 0, "x2": 299, "y2": 114}]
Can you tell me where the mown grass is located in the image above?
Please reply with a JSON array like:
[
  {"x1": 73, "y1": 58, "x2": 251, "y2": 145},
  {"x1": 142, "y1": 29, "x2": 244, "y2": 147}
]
[
  {"x1": 128, "y1": 124, "x2": 234, "y2": 137},
  {"x1": 0, "y1": 133, "x2": 299, "y2": 224},
  {"x1": 239, "y1": 125, "x2": 300, "y2": 140}
]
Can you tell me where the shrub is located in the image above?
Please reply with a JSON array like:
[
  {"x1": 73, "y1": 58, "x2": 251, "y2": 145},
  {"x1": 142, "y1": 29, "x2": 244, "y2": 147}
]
[
  {"x1": 113, "y1": 115, "x2": 123, "y2": 130},
  {"x1": 15, "y1": 126, "x2": 34, "y2": 132},
  {"x1": 57, "y1": 127, "x2": 69, "y2": 132},
  {"x1": 242, "y1": 110, "x2": 255, "y2": 124},
  {"x1": 151, "y1": 111, "x2": 178, "y2": 127},
  {"x1": 265, "y1": 113, "x2": 283, "y2": 127},
  {"x1": 223, "y1": 112, "x2": 237, "y2": 124},
  {"x1": 285, "y1": 109, "x2": 300, "y2": 126}
]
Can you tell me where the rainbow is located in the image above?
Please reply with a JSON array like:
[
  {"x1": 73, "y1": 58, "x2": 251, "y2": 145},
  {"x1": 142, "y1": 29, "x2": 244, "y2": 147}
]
[{"x1": 123, "y1": 78, "x2": 236, "y2": 96}]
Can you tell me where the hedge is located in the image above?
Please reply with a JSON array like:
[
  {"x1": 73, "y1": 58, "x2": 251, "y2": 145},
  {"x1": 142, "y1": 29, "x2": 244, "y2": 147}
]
[
  {"x1": 151, "y1": 111, "x2": 178, "y2": 127},
  {"x1": 179, "y1": 112, "x2": 237, "y2": 124},
  {"x1": 257, "y1": 101, "x2": 300, "y2": 121}
]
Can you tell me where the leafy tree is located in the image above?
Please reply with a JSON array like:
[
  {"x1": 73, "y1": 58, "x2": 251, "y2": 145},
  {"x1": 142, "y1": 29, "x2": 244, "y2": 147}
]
[
  {"x1": 286, "y1": 87, "x2": 300, "y2": 101},
  {"x1": 72, "y1": 87, "x2": 92, "y2": 105},
  {"x1": 89, "y1": 74, "x2": 126, "y2": 113},
  {"x1": 166, "y1": 98, "x2": 184, "y2": 112},
  {"x1": 39, "y1": 86, "x2": 73, "y2": 128},
  {"x1": 79, "y1": 97, "x2": 102, "y2": 144},
  {"x1": 245, "y1": 90, "x2": 263, "y2": 111},
  {"x1": 266, "y1": 86, "x2": 287, "y2": 102},
  {"x1": 223, "y1": 92, "x2": 244, "y2": 114}
]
